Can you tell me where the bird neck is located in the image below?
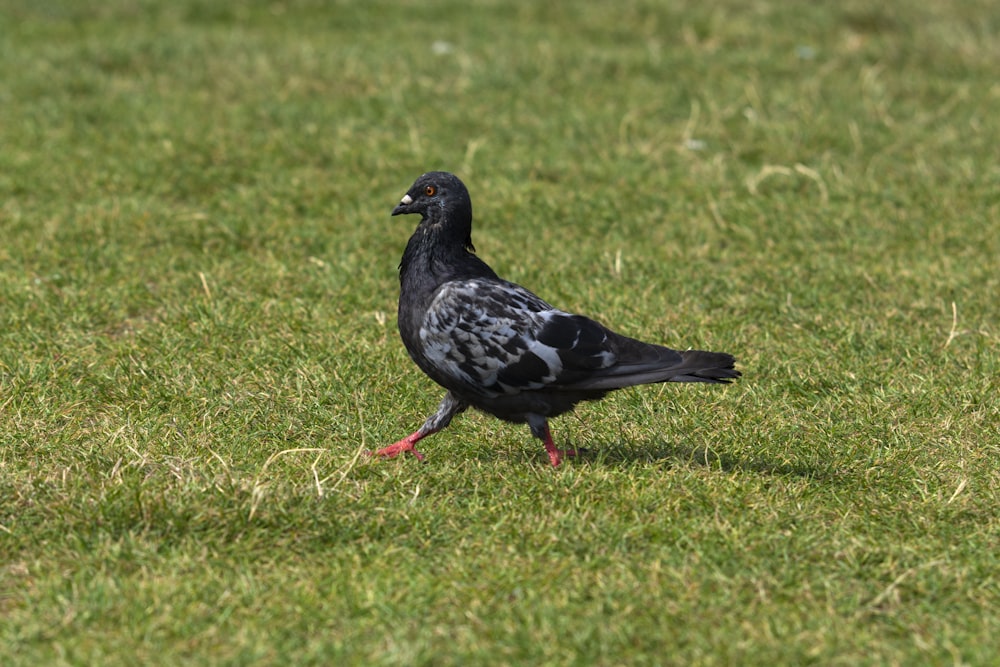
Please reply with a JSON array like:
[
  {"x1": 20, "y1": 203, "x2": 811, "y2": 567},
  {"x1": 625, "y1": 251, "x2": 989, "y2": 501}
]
[{"x1": 398, "y1": 223, "x2": 495, "y2": 287}]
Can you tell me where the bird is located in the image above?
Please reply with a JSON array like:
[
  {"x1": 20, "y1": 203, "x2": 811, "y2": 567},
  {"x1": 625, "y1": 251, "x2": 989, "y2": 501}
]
[{"x1": 373, "y1": 171, "x2": 740, "y2": 466}]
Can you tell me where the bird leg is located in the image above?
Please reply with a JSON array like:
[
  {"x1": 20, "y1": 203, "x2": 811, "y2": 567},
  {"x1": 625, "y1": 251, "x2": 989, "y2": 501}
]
[
  {"x1": 542, "y1": 429, "x2": 579, "y2": 467},
  {"x1": 528, "y1": 416, "x2": 578, "y2": 467},
  {"x1": 373, "y1": 430, "x2": 428, "y2": 462},
  {"x1": 372, "y1": 392, "x2": 467, "y2": 462}
]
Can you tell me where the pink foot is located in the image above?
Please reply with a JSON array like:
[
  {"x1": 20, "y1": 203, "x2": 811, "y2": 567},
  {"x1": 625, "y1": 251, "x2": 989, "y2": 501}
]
[
  {"x1": 546, "y1": 447, "x2": 580, "y2": 467},
  {"x1": 371, "y1": 432, "x2": 426, "y2": 462},
  {"x1": 540, "y1": 424, "x2": 577, "y2": 467}
]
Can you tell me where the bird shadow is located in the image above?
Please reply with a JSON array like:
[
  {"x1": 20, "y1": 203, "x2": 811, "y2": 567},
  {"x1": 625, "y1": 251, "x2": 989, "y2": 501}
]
[{"x1": 494, "y1": 439, "x2": 844, "y2": 483}]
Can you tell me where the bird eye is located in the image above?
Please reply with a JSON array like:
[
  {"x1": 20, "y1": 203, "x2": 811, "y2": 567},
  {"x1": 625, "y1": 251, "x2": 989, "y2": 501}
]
[{"x1": 424, "y1": 185, "x2": 437, "y2": 196}]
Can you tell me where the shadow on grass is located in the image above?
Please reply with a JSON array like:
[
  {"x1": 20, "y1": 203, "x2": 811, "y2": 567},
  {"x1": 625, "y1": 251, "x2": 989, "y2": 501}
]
[{"x1": 491, "y1": 439, "x2": 844, "y2": 482}]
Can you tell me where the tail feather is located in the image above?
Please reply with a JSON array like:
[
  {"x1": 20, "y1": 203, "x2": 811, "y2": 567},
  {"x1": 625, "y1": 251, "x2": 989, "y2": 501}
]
[
  {"x1": 667, "y1": 350, "x2": 741, "y2": 383},
  {"x1": 561, "y1": 340, "x2": 740, "y2": 391}
]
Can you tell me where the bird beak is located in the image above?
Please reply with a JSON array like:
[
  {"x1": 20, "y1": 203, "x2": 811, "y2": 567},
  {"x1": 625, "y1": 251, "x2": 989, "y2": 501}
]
[{"x1": 391, "y1": 193, "x2": 413, "y2": 216}]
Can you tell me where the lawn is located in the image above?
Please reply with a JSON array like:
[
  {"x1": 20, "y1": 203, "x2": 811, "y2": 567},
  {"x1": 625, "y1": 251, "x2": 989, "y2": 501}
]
[{"x1": 1, "y1": 1, "x2": 998, "y2": 664}]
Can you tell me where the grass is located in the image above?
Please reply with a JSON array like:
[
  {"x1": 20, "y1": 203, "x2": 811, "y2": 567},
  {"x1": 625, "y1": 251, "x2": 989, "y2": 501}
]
[{"x1": 1, "y1": 0, "x2": 998, "y2": 664}]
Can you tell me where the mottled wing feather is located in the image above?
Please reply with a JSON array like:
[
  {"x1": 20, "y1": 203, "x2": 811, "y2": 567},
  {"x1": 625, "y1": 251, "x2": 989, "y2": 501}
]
[
  {"x1": 418, "y1": 279, "x2": 618, "y2": 396},
  {"x1": 534, "y1": 313, "x2": 619, "y2": 380}
]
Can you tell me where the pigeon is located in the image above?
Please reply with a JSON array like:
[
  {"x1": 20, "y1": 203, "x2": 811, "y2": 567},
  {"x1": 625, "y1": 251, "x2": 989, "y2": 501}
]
[{"x1": 374, "y1": 171, "x2": 740, "y2": 466}]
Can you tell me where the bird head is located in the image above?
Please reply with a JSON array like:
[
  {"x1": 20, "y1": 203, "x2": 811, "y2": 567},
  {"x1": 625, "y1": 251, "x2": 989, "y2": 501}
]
[
  {"x1": 393, "y1": 171, "x2": 475, "y2": 250},
  {"x1": 393, "y1": 172, "x2": 472, "y2": 219}
]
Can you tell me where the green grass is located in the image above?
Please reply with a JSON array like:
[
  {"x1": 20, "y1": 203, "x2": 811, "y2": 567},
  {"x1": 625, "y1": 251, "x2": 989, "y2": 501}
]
[{"x1": 2, "y1": 0, "x2": 999, "y2": 664}]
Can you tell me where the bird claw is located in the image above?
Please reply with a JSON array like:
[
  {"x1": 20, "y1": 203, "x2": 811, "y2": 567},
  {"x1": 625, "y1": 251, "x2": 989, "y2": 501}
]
[
  {"x1": 370, "y1": 437, "x2": 426, "y2": 462},
  {"x1": 546, "y1": 447, "x2": 580, "y2": 467}
]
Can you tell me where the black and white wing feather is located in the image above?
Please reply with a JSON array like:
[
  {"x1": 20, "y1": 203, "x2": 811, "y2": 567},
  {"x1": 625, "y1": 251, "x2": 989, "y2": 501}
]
[{"x1": 418, "y1": 278, "x2": 623, "y2": 397}]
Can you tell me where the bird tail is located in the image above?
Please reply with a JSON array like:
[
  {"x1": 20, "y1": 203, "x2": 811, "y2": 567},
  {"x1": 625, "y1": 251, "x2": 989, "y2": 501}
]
[
  {"x1": 667, "y1": 350, "x2": 741, "y2": 383},
  {"x1": 561, "y1": 343, "x2": 740, "y2": 391}
]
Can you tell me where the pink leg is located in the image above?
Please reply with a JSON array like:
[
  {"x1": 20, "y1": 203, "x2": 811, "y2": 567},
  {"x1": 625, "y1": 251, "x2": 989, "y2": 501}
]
[
  {"x1": 371, "y1": 393, "x2": 468, "y2": 464},
  {"x1": 372, "y1": 431, "x2": 426, "y2": 462},
  {"x1": 539, "y1": 422, "x2": 578, "y2": 467}
]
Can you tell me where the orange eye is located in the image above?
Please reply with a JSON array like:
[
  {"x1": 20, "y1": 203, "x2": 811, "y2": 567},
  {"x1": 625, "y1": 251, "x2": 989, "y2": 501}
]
[{"x1": 424, "y1": 185, "x2": 437, "y2": 196}]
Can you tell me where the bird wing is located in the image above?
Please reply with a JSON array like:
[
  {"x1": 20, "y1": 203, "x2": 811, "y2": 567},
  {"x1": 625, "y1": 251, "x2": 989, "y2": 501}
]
[{"x1": 418, "y1": 278, "x2": 622, "y2": 396}]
